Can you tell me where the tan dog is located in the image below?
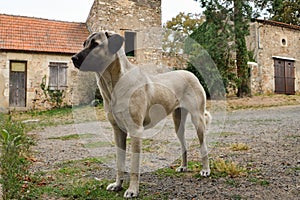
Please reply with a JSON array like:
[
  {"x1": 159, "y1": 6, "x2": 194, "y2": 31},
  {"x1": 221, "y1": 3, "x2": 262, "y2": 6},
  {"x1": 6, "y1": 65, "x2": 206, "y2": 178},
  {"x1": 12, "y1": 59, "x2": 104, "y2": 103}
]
[{"x1": 72, "y1": 31, "x2": 211, "y2": 198}]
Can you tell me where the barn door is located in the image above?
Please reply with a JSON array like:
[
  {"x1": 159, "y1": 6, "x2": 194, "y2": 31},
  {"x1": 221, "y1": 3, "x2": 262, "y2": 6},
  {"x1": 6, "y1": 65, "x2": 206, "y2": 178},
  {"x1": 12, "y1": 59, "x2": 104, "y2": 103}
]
[
  {"x1": 9, "y1": 61, "x2": 27, "y2": 107},
  {"x1": 274, "y1": 58, "x2": 295, "y2": 95}
]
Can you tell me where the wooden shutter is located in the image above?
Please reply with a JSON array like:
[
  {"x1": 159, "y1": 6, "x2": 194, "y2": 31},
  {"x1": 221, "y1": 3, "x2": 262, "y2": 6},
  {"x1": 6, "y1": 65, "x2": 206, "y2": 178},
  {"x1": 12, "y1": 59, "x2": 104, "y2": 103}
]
[
  {"x1": 48, "y1": 62, "x2": 68, "y2": 90},
  {"x1": 58, "y1": 65, "x2": 67, "y2": 89}
]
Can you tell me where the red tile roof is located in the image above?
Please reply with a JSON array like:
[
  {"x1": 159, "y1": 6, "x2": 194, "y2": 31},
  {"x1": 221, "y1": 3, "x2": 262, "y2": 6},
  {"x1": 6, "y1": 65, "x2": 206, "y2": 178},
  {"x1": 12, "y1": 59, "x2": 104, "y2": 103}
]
[{"x1": 0, "y1": 14, "x2": 90, "y2": 54}]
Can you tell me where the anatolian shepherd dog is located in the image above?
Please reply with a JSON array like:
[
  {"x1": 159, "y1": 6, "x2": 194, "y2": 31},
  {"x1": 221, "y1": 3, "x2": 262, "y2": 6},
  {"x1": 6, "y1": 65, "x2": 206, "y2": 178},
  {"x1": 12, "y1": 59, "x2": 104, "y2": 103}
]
[{"x1": 72, "y1": 31, "x2": 211, "y2": 198}]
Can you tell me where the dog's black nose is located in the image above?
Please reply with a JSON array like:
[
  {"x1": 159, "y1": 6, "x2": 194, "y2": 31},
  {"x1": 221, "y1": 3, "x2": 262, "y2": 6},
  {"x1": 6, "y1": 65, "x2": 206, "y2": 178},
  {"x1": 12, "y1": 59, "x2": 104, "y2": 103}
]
[
  {"x1": 71, "y1": 55, "x2": 80, "y2": 69},
  {"x1": 71, "y1": 55, "x2": 78, "y2": 62}
]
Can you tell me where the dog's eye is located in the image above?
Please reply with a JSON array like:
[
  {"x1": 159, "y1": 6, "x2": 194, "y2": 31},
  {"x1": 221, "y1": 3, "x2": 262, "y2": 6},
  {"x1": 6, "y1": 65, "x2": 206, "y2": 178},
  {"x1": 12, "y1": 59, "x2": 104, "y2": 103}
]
[
  {"x1": 90, "y1": 39, "x2": 98, "y2": 47},
  {"x1": 83, "y1": 41, "x2": 87, "y2": 47}
]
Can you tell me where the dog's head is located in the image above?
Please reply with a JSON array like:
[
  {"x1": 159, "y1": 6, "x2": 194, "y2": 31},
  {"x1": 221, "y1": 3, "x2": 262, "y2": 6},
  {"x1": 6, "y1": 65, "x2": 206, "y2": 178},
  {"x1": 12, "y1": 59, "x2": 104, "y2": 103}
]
[{"x1": 72, "y1": 31, "x2": 124, "y2": 72}]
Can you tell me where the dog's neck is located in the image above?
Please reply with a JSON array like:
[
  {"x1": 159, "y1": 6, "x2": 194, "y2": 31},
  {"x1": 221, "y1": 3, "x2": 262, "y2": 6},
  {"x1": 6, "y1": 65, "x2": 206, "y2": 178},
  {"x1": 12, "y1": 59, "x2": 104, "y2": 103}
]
[{"x1": 96, "y1": 50, "x2": 135, "y2": 106}]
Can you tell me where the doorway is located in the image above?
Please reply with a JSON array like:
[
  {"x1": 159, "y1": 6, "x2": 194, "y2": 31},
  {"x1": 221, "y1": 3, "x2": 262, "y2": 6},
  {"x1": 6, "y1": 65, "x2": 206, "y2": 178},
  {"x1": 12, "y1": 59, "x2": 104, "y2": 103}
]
[
  {"x1": 274, "y1": 58, "x2": 295, "y2": 95},
  {"x1": 9, "y1": 61, "x2": 27, "y2": 107}
]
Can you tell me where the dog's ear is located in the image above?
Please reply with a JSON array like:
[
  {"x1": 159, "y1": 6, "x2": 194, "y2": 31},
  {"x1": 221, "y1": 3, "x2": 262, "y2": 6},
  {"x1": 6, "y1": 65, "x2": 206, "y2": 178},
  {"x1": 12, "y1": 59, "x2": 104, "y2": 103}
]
[{"x1": 106, "y1": 32, "x2": 124, "y2": 54}]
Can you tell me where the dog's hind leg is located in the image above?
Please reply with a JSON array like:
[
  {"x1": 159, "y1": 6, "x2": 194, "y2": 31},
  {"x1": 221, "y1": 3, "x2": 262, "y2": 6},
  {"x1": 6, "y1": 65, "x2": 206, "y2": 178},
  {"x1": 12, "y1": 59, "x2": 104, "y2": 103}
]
[
  {"x1": 172, "y1": 108, "x2": 189, "y2": 172},
  {"x1": 191, "y1": 113, "x2": 211, "y2": 177},
  {"x1": 107, "y1": 124, "x2": 127, "y2": 192}
]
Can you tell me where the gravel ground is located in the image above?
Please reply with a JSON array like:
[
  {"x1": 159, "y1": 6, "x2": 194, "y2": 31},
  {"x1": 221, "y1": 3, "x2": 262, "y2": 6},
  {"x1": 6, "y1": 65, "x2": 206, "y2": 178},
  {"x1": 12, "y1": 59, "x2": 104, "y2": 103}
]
[{"x1": 29, "y1": 104, "x2": 300, "y2": 199}]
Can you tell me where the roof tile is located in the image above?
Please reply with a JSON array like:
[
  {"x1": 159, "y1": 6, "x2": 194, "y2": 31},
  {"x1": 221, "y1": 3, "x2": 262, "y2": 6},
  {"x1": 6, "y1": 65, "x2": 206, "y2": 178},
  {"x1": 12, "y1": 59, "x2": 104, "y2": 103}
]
[{"x1": 0, "y1": 14, "x2": 89, "y2": 54}]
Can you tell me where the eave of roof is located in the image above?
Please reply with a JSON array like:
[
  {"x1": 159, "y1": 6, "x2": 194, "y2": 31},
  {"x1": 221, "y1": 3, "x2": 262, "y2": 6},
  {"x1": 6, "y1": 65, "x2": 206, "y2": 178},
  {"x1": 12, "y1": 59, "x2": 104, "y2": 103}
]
[{"x1": 254, "y1": 18, "x2": 300, "y2": 31}]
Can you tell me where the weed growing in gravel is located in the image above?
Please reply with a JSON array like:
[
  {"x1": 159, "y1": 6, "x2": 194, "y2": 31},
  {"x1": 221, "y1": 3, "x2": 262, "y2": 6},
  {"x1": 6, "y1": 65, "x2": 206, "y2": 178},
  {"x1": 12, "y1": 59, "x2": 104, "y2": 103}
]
[
  {"x1": 230, "y1": 143, "x2": 250, "y2": 151},
  {"x1": 210, "y1": 158, "x2": 246, "y2": 178}
]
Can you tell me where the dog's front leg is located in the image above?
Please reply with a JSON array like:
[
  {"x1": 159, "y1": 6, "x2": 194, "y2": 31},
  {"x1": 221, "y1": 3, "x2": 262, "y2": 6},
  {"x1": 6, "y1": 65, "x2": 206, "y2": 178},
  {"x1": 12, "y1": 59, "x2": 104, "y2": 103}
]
[
  {"x1": 107, "y1": 125, "x2": 127, "y2": 192},
  {"x1": 124, "y1": 136, "x2": 141, "y2": 198}
]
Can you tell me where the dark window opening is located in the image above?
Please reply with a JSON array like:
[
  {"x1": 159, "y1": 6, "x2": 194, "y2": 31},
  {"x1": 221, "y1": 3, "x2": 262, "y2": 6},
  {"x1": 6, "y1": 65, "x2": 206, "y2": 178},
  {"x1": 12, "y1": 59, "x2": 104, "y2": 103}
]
[
  {"x1": 125, "y1": 31, "x2": 137, "y2": 57},
  {"x1": 281, "y1": 38, "x2": 287, "y2": 46}
]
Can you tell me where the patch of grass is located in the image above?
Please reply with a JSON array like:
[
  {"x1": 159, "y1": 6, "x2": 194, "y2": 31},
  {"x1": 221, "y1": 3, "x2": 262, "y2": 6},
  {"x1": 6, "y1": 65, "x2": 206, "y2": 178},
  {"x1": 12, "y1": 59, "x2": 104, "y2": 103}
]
[
  {"x1": 249, "y1": 177, "x2": 270, "y2": 186},
  {"x1": 259, "y1": 179, "x2": 270, "y2": 186},
  {"x1": 10, "y1": 106, "x2": 107, "y2": 131},
  {"x1": 210, "y1": 158, "x2": 246, "y2": 178},
  {"x1": 230, "y1": 143, "x2": 250, "y2": 151},
  {"x1": 49, "y1": 133, "x2": 80, "y2": 140},
  {"x1": 25, "y1": 177, "x2": 126, "y2": 200},
  {"x1": 26, "y1": 157, "x2": 168, "y2": 199},
  {"x1": 226, "y1": 179, "x2": 239, "y2": 187},
  {"x1": 286, "y1": 134, "x2": 300, "y2": 139},
  {"x1": 155, "y1": 166, "x2": 183, "y2": 177},
  {"x1": 226, "y1": 94, "x2": 300, "y2": 111},
  {"x1": 49, "y1": 133, "x2": 96, "y2": 141},
  {"x1": 84, "y1": 141, "x2": 113, "y2": 148},
  {"x1": 155, "y1": 161, "x2": 205, "y2": 178}
]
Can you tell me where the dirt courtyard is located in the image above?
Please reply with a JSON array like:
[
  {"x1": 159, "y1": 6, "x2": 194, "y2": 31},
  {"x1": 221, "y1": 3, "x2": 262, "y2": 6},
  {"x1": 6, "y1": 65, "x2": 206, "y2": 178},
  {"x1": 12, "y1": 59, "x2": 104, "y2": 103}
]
[{"x1": 28, "y1": 95, "x2": 300, "y2": 199}]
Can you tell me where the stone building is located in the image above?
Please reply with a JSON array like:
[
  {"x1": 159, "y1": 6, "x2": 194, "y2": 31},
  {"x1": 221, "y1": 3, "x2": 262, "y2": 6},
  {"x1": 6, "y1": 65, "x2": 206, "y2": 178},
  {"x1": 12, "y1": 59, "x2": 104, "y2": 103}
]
[
  {"x1": 0, "y1": 14, "x2": 89, "y2": 112},
  {"x1": 0, "y1": 0, "x2": 162, "y2": 112},
  {"x1": 247, "y1": 19, "x2": 300, "y2": 95},
  {"x1": 87, "y1": 0, "x2": 162, "y2": 65}
]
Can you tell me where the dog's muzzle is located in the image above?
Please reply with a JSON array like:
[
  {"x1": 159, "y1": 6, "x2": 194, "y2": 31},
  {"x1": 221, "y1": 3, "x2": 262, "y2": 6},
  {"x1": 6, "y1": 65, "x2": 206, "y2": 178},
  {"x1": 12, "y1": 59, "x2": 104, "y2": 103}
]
[
  {"x1": 71, "y1": 45, "x2": 113, "y2": 73},
  {"x1": 71, "y1": 55, "x2": 81, "y2": 69}
]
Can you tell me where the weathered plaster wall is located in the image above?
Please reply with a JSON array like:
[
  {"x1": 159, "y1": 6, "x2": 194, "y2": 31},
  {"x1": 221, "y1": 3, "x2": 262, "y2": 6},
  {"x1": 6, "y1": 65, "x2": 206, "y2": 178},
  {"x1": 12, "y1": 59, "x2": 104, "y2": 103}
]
[
  {"x1": 247, "y1": 21, "x2": 300, "y2": 94},
  {"x1": 0, "y1": 52, "x2": 80, "y2": 112}
]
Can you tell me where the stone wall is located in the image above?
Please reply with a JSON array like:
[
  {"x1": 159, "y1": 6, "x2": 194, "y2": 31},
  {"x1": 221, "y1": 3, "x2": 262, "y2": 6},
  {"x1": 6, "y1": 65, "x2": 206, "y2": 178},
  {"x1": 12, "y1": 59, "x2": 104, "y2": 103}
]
[
  {"x1": 87, "y1": 0, "x2": 162, "y2": 65},
  {"x1": 87, "y1": 0, "x2": 161, "y2": 32},
  {"x1": 247, "y1": 21, "x2": 300, "y2": 94},
  {"x1": 0, "y1": 51, "x2": 81, "y2": 112}
]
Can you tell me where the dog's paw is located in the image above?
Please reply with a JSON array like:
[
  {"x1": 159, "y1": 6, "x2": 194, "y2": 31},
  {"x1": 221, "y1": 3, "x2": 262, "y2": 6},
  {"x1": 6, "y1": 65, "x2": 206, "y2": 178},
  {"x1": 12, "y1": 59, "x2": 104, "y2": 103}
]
[
  {"x1": 200, "y1": 168, "x2": 211, "y2": 177},
  {"x1": 124, "y1": 186, "x2": 139, "y2": 198},
  {"x1": 106, "y1": 182, "x2": 123, "y2": 192},
  {"x1": 176, "y1": 166, "x2": 187, "y2": 172}
]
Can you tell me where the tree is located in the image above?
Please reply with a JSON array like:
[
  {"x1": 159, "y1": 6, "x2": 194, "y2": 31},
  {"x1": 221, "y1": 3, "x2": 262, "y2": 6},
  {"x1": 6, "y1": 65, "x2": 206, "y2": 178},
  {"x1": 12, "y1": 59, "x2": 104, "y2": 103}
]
[
  {"x1": 189, "y1": 3, "x2": 236, "y2": 98},
  {"x1": 165, "y1": 12, "x2": 205, "y2": 35},
  {"x1": 195, "y1": 0, "x2": 253, "y2": 97},
  {"x1": 233, "y1": 0, "x2": 252, "y2": 97},
  {"x1": 163, "y1": 12, "x2": 205, "y2": 56},
  {"x1": 254, "y1": 0, "x2": 300, "y2": 26}
]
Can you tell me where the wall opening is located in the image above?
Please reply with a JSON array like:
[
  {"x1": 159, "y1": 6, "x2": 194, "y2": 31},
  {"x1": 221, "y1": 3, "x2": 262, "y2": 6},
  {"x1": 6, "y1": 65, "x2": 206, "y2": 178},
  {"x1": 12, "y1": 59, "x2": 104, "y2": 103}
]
[{"x1": 125, "y1": 31, "x2": 137, "y2": 57}]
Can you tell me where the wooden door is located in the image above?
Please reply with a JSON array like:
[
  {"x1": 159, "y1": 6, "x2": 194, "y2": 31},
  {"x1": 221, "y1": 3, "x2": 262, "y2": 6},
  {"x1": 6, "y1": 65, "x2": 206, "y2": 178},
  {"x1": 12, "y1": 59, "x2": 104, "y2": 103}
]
[
  {"x1": 274, "y1": 58, "x2": 295, "y2": 95},
  {"x1": 285, "y1": 61, "x2": 295, "y2": 95},
  {"x1": 9, "y1": 61, "x2": 27, "y2": 107}
]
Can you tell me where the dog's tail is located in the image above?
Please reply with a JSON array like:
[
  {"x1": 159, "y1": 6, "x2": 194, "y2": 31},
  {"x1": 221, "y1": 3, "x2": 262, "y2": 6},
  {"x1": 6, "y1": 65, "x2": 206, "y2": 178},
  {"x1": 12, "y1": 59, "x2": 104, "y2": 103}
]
[{"x1": 204, "y1": 110, "x2": 212, "y2": 130}]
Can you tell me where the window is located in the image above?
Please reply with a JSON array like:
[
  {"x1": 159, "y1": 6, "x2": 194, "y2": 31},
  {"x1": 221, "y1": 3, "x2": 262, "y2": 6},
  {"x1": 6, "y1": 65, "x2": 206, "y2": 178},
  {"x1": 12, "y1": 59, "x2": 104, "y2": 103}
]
[
  {"x1": 125, "y1": 31, "x2": 137, "y2": 57},
  {"x1": 48, "y1": 62, "x2": 68, "y2": 90}
]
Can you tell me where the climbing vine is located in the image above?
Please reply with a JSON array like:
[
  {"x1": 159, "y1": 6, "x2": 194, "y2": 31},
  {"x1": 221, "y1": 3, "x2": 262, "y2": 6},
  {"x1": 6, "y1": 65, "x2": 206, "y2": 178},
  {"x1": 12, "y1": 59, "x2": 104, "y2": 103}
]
[{"x1": 40, "y1": 75, "x2": 65, "y2": 108}]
